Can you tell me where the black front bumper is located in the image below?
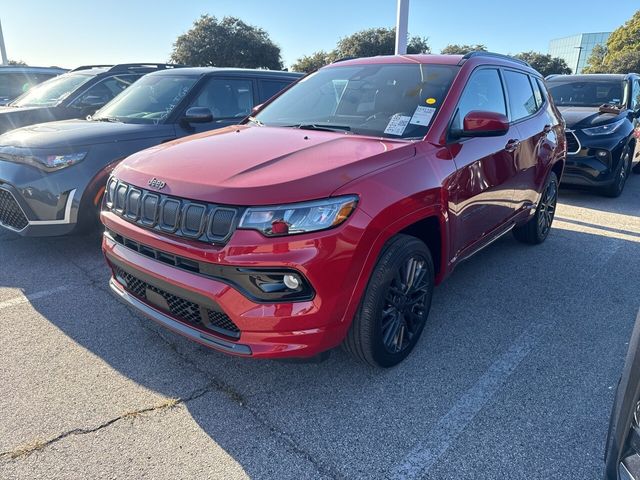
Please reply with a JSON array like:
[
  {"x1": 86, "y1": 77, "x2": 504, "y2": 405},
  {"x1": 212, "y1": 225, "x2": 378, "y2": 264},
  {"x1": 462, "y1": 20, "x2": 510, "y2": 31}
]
[{"x1": 561, "y1": 130, "x2": 628, "y2": 187}]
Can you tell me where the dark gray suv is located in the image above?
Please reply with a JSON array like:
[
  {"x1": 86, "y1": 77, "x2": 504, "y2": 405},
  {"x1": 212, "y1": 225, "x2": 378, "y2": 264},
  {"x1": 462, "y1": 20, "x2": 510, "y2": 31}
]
[{"x1": 0, "y1": 67, "x2": 301, "y2": 236}]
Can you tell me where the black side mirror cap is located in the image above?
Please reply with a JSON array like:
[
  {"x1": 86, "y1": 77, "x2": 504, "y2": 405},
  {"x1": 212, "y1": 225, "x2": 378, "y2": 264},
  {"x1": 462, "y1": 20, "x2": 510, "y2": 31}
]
[{"x1": 182, "y1": 107, "x2": 213, "y2": 124}]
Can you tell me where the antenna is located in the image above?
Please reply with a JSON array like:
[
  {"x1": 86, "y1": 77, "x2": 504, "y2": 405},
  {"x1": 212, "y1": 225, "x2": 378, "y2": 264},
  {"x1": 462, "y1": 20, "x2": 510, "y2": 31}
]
[{"x1": 0, "y1": 19, "x2": 7, "y2": 65}]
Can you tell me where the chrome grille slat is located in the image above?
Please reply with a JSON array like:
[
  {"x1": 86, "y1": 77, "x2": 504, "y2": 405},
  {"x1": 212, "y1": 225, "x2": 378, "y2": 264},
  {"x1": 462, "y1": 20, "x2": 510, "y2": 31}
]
[
  {"x1": 566, "y1": 130, "x2": 581, "y2": 155},
  {"x1": 105, "y1": 178, "x2": 239, "y2": 244}
]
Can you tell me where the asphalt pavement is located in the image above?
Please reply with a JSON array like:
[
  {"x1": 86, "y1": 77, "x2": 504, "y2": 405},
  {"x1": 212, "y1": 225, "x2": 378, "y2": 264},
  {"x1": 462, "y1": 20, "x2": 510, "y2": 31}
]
[{"x1": 1, "y1": 174, "x2": 639, "y2": 479}]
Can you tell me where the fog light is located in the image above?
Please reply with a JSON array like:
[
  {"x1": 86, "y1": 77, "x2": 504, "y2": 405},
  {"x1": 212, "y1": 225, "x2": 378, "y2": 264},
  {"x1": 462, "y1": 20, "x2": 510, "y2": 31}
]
[
  {"x1": 596, "y1": 150, "x2": 609, "y2": 158},
  {"x1": 283, "y1": 274, "x2": 301, "y2": 290}
]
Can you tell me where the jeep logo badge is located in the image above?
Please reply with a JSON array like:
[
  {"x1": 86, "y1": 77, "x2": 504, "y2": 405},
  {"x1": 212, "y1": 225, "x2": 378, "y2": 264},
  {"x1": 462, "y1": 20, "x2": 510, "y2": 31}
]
[{"x1": 148, "y1": 178, "x2": 166, "y2": 190}]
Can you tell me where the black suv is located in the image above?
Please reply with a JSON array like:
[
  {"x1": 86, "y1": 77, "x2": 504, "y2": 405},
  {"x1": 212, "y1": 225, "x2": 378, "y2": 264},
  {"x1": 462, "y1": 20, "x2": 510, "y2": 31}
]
[
  {"x1": 0, "y1": 67, "x2": 301, "y2": 236},
  {"x1": 0, "y1": 63, "x2": 180, "y2": 135},
  {"x1": 546, "y1": 73, "x2": 640, "y2": 197},
  {"x1": 0, "y1": 65, "x2": 67, "y2": 104}
]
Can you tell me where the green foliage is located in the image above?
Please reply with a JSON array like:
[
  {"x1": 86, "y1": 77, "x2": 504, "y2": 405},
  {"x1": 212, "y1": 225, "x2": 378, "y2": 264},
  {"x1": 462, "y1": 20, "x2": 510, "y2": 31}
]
[
  {"x1": 170, "y1": 15, "x2": 283, "y2": 69},
  {"x1": 7, "y1": 60, "x2": 26, "y2": 65},
  {"x1": 336, "y1": 27, "x2": 430, "y2": 58},
  {"x1": 440, "y1": 44, "x2": 487, "y2": 55},
  {"x1": 291, "y1": 27, "x2": 430, "y2": 72},
  {"x1": 584, "y1": 10, "x2": 640, "y2": 74},
  {"x1": 290, "y1": 51, "x2": 336, "y2": 73},
  {"x1": 514, "y1": 51, "x2": 572, "y2": 76},
  {"x1": 583, "y1": 44, "x2": 608, "y2": 73}
]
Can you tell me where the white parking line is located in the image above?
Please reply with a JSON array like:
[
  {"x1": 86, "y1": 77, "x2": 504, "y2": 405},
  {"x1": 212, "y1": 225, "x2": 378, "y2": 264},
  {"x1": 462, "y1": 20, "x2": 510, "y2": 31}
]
[
  {"x1": 390, "y1": 328, "x2": 540, "y2": 479},
  {"x1": 0, "y1": 286, "x2": 71, "y2": 311}
]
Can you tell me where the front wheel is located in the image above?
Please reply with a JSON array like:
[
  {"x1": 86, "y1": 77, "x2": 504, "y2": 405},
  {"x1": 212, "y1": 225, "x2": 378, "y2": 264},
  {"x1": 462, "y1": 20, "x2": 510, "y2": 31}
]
[
  {"x1": 513, "y1": 171, "x2": 558, "y2": 245},
  {"x1": 603, "y1": 145, "x2": 631, "y2": 198},
  {"x1": 343, "y1": 234, "x2": 434, "y2": 368}
]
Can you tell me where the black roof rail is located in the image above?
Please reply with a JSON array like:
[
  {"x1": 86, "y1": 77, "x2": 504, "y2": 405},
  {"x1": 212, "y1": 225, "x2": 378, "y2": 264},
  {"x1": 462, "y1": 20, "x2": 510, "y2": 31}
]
[
  {"x1": 106, "y1": 63, "x2": 187, "y2": 73},
  {"x1": 458, "y1": 51, "x2": 531, "y2": 68},
  {"x1": 331, "y1": 57, "x2": 356, "y2": 64},
  {"x1": 69, "y1": 64, "x2": 113, "y2": 72}
]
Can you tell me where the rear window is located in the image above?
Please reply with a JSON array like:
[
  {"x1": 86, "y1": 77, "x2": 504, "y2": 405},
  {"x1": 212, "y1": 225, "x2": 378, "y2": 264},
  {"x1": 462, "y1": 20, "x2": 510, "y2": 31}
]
[{"x1": 258, "y1": 79, "x2": 293, "y2": 103}]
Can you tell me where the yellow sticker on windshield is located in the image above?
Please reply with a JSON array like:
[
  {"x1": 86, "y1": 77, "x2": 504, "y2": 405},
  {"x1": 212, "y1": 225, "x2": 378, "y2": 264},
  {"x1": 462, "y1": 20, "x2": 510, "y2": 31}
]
[{"x1": 426, "y1": 98, "x2": 436, "y2": 105}]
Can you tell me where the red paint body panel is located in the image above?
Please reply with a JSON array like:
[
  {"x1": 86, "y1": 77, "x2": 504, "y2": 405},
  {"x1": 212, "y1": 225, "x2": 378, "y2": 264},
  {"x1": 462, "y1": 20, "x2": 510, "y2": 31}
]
[{"x1": 101, "y1": 54, "x2": 566, "y2": 359}]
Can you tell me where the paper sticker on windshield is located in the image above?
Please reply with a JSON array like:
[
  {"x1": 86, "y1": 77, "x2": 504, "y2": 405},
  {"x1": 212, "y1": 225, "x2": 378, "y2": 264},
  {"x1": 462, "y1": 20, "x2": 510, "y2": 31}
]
[
  {"x1": 409, "y1": 106, "x2": 436, "y2": 126},
  {"x1": 384, "y1": 114, "x2": 411, "y2": 135}
]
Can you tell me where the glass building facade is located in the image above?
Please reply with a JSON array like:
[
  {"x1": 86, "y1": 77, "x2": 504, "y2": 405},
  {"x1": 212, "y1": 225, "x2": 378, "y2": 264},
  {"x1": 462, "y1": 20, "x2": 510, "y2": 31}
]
[{"x1": 548, "y1": 32, "x2": 611, "y2": 74}]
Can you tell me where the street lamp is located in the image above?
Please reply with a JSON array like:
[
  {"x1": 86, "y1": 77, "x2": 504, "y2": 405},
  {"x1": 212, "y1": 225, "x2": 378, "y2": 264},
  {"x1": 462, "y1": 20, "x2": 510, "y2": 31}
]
[
  {"x1": 395, "y1": 0, "x2": 409, "y2": 55},
  {"x1": 574, "y1": 46, "x2": 583, "y2": 74}
]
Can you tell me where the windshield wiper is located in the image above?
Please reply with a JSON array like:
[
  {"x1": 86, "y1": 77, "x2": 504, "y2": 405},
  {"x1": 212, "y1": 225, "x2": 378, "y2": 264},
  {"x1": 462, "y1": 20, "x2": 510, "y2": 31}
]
[
  {"x1": 91, "y1": 116, "x2": 121, "y2": 123},
  {"x1": 295, "y1": 123, "x2": 352, "y2": 133},
  {"x1": 247, "y1": 116, "x2": 264, "y2": 126}
]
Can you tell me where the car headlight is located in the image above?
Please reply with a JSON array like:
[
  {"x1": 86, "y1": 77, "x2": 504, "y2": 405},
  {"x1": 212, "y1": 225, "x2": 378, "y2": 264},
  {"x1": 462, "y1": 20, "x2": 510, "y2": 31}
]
[
  {"x1": 0, "y1": 147, "x2": 87, "y2": 171},
  {"x1": 238, "y1": 195, "x2": 358, "y2": 236},
  {"x1": 582, "y1": 118, "x2": 626, "y2": 136}
]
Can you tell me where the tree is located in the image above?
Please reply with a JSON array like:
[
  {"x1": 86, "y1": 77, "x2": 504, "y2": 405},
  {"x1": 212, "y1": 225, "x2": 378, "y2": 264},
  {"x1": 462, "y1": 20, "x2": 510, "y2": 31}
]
[
  {"x1": 335, "y1": 27, "x2": 430, "y2": 58},
  {"x1": 7, "y1": 60, "x2": 26, "y2": 65},
  {"x1": 291, "y1": 50, "x2": 336, "y2": 73},
  {"x1": 583, "y1": 44, "x2": 608, "y2": 73},
  {"x1": 514, "y1": 51, "x2": 572, "y2": 76},
  {"x1": 585, "y1": 10, "x2": 640, "y2": 74},
  {"x1": 440, "y1": 44, "x2": 487, "y2": 55},
  {"x1": 170, "y1": 15, "x2": 283, "y2": 69}
]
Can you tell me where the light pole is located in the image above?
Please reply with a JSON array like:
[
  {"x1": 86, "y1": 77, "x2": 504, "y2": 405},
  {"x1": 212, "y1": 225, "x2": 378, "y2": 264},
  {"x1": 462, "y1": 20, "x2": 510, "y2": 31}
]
[
  {"x1": 0, "y1": 19, "x2": 7, "y2": 65},
  {"x1": 574, "y1": 46, "x2": 583, "y2": 74},
  {"x1": 395, "y1": 0, "x2": 409, "y2": 55}
]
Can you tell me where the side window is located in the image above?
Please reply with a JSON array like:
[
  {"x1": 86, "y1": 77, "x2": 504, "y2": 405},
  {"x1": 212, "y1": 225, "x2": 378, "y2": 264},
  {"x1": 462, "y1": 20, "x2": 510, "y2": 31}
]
[
  {"x1": 530, "y1": 76, "x2": 544, "y2": 109},
  {"x1": 75, "y1": 74, "x2": 138, "y2": 107},
  {"x1": 503, "y1": 70, "x2": 537, "y2": 121},
  {"x1": 190, "y1": 78, "x2": 254, "y2": 119},
  {"x1": 452, "y1": 68, "x2": 506, "y2": 130},
  {"x1": 258, "y1": 79, "x2": 291, "y2": 103},
  {"x1": 632, "y1": 79, "x2": 640, "y2": 110}
]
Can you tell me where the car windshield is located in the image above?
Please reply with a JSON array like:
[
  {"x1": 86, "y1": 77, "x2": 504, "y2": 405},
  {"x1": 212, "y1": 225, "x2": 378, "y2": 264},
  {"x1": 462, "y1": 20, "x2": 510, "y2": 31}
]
[
  {"x1": 93, "y1": 75, "x2": 198, "y2": 124},
  {"x1": 254, "y1": 63, "x2": 458, "y2": 139},
  {"x1": 11, "y1": 73, "x2": 91, "y2": 107},
  {"x1": 547, "y1": 80, "x2": 626, "y2": 107}
]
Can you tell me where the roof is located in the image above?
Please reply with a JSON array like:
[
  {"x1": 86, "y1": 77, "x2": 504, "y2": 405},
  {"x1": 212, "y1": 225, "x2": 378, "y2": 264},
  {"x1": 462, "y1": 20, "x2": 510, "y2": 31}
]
[
  {"x1": 146, "y1": 67, "x2": 303, "y2": 78},
  {"x1": 547, "y1": 74, "x2": 633, "y2": 82},
  {"x1": 326, "y1": 54, "x2": 464, "y2": 68},
  {"x1": 0, "y1": 65, "x2": 67, "y2": 74}
]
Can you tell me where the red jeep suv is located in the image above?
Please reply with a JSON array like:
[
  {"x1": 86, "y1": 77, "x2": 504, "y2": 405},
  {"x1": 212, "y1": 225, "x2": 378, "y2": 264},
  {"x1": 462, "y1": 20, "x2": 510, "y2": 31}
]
[{"x1": 101, "y1": 52, "x2": 565, "y2": 367}]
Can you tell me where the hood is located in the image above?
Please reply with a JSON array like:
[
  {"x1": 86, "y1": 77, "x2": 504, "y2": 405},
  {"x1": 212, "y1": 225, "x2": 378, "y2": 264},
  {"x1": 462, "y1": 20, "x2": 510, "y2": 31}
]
[
  {"x1": 0, "y1": 105, "x2": 57, "y2": 134},
  {"x1": 115, "y1": 125, "x2": 417, "y2": 205},
  {"x1": 0, "y1": 119, "x2": 174, "y2": 149},
  {"x1": 558, "y1": 106, "x2": 625, "y2": 129}
]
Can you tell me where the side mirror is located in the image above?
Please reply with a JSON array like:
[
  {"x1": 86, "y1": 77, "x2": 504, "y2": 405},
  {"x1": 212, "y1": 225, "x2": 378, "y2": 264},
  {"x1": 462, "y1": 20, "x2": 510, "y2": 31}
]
[
  {"x1": 182, "y1": 106, "x2": 213, "y2": 124},
  {"x1": 459, "y1": 111, "x2": 510, "y2": 138},
  {"x1": 77, "y1": 95, "x2": 105, "y2": 108}
]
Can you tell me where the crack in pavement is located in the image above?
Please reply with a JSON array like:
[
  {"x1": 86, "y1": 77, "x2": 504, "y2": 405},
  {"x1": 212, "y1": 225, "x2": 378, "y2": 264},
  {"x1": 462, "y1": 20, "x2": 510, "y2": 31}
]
[{"x1": 0, "y1": 386, "x2": 210, "y2": 462}]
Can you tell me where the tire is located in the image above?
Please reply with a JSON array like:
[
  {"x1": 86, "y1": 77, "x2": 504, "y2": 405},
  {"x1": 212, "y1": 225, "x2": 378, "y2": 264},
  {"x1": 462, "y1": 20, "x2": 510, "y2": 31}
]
[
  {"x1": 513, "y1": 171, "x2": 558, "y2": 245},
  {"x1": 343, "y1": 234, "x2": 434, "y2": 368},
  {"x1": 603, "y1": 145, "x2": 631, "y2": 198}
]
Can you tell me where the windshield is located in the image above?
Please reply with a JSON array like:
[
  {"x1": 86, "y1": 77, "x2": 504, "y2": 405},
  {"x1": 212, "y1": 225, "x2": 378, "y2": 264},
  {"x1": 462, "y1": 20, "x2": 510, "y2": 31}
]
[
  {"x1": 93, "y1": 75, "x2": 198, "y2": 124},
  {"x1": 254, "y1": 63, "x2": 458, "y2": 139},
  {"x1": 11, "y1": 73, "x2": 91, "y2": 107},
  {"x1": 547, "y1": 80, "x2": 626, "y2": 107}
]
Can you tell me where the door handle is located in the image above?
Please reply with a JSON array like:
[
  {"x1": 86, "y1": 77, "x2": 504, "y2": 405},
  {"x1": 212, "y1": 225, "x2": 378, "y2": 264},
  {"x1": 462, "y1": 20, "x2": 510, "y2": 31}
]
[
  {"x1": 505, "y1": 139, "x2": 520, "y2": 153},
  {"x1": 543, "y1": 124, "x2": 552, "y2": 133}
]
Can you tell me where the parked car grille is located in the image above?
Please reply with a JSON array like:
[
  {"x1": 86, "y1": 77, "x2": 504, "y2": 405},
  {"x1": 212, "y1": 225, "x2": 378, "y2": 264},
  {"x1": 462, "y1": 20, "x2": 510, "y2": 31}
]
[
  {"x1": 104, "y1": 178, "x2": 240, "y2": 244},
  {"x1": 113, "y1": 265, "x2": 241, "y2": 339},
  {"x1": 0, "y1": 189, "x2": 28, "y2": 231},
  {"x1": 566, "y1": 130, "x2": 580, "y2": 155}
]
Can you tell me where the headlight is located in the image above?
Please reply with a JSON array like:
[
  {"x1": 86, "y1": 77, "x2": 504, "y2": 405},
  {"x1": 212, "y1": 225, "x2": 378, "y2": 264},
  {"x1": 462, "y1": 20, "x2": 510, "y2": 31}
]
[
  {"x1": 582, "y1": 118, "x2": 626, "y2": 136},
  {"x1": 238, "y1": 195, "x2": 358, "y2": 236},
  {"x1": 0, "y1": 146, "x2": 87, "y2": 171}
]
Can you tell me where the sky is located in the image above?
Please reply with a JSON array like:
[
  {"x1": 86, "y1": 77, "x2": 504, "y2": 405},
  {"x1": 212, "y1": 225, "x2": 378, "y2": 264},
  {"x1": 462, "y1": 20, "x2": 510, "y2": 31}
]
[{"x1": 1, "y1": 0, "x2": 638, "y2": 69}]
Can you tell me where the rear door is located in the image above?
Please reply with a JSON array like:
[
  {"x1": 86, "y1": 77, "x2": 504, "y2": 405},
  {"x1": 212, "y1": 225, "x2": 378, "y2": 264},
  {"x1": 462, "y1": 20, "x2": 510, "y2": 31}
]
[
  {"x1": 503, "y1": 70, "x2": 554, "y2": 209},
  {"x1": 447, "y1": 67, "x2": 520, "y2": 259}
]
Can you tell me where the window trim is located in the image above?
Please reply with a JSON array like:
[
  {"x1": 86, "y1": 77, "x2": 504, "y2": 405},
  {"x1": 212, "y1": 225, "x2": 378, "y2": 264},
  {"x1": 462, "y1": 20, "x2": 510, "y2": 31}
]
[{"x1": 501, "y1": 67, "x2": 544, "y2": 125}]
